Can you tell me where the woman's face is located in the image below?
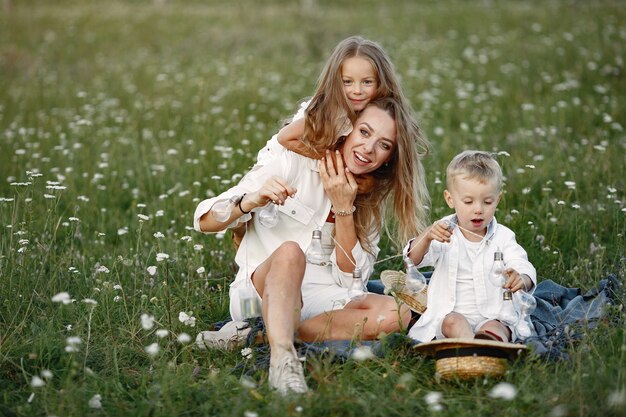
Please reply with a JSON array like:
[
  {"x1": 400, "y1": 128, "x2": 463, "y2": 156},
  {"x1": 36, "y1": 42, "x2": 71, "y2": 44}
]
[{"x1": 341, "y1": 105, "x2": 396, "y2": 175}]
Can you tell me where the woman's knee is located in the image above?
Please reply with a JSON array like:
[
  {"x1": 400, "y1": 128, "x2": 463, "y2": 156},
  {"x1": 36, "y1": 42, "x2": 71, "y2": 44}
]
[{"x1": 272, "y1": 241, "x2": 306, "y2": 269}]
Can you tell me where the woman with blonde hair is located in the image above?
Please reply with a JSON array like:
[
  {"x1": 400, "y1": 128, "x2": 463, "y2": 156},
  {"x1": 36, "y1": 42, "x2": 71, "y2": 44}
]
[{"x1": 194, "y1": 96, "x2": 429, "y2": 395}]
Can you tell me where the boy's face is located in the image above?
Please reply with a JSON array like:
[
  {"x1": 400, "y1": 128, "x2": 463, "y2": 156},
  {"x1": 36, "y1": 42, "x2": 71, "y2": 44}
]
[
  {"x1": 341, "y1": 56, "x2": 378, "y2": 112},
  {"x1": 444, "y1": 176, "x2": 501, "y2": 241}
]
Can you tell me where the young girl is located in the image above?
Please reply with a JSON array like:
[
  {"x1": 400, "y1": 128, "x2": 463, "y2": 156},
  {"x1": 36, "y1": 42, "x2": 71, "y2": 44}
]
[
  {"x1": 404, "y1": 151, "x2": 536, "y2": 343},
  {"x1": 253, "y1": 35, "x2": 430, "y2": 237}
]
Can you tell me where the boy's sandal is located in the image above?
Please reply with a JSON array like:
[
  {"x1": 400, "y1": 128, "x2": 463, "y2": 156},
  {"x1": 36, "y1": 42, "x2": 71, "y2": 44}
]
[{"x1": 474, "y1": 330, "x2": 504, "y2": 342}]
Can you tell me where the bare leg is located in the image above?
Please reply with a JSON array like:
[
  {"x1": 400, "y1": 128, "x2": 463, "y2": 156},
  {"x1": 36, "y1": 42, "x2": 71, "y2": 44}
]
[
  {"x1": 441, "y1": 312, "x2": 474, "y2": 338},
  {"x1": 250, "y1": 241, "x2": 305, "y2": 361},
  {"x1": 476, "y1": 320, "x2": 511, "y2": 342},
  {"x1": 297, "y1": 294, "x2": 411, "y2": 342}
]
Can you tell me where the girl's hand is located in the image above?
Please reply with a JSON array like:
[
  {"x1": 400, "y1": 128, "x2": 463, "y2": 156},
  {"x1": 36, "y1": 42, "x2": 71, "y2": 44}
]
[
  {"x1": 319, "y1": 150, "x2": 357, "y2": 212},
  {"x1": 503, "y1": 269, "x2": 531, "y2": 292},
  {"x1": 246, "y1": 176, "x2": 297, "y2": 208},
  {"x1": 428, "y1": 220, "x2": 453, "y2": 243}
]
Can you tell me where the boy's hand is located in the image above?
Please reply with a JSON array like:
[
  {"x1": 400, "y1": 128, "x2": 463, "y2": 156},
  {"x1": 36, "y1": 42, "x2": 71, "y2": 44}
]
[
  {"x1": 427, "y1": 220, "x2": 453, "y2": 243},
  {"x1": 503, "y1": 269, "x2": 532, "y2": 292}
]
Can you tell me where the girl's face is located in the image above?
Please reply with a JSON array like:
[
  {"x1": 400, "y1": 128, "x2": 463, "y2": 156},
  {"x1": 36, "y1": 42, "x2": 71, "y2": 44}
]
[
  {"x1": 341, "y1": 56, "x2": 378, "y2": 112},
  {"x1": 341, "y1": 105, "x2": 396, "y2": 175},
  {"x1": 444, "y1": 176, "x2": 502, "y2": 241}
]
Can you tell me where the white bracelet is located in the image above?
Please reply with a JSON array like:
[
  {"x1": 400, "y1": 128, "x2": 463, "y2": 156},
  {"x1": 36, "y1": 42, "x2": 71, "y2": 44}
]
[{"x1": 331, "y1": 205, "x2": 356, "y2": 216}]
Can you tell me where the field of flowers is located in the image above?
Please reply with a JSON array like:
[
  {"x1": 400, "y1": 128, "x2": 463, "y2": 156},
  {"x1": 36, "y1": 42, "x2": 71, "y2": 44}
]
[{"x1": 1, "y1": 0, "x2": 624, "y2": 416}]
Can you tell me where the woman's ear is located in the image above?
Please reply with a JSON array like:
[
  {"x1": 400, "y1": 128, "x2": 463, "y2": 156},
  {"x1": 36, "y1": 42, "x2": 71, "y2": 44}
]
[{"x1": 443, "y1": 190, "x2": 454, "y2": 208}]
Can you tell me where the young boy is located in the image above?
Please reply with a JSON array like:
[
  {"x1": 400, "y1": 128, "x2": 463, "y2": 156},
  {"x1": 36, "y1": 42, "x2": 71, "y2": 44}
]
[{"x1": 405, "y1": 150, "x2": 536, "y2": 343}]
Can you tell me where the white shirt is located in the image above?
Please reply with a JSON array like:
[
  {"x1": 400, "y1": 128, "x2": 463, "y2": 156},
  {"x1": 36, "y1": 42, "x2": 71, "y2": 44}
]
[
  {"x1": 404, "y1": 214, "x2": 537, "y2": 342},
  {"x1": 193, "y1": 150, "x2": 380, "y2": 302}
]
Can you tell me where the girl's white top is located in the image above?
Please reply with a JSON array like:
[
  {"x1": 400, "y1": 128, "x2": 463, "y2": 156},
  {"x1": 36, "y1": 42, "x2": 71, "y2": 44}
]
[{"x1": 404, "y1": 214, "x2": 537, "y2": 342}]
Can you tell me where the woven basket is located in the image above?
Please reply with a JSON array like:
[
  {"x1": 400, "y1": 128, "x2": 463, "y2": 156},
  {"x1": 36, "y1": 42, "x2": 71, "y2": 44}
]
[{"x1": 380, "y1": 270, "x2": 427, "y2": 314}]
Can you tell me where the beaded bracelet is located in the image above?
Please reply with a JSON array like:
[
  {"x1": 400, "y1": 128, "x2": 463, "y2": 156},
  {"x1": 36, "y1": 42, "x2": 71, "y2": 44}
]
[
  {"x1": 331, "y1": 205, "x2": 356, "y2": 216},
  {"x1": 238, "y1": 194, "x2": 251, "y2": 214}
]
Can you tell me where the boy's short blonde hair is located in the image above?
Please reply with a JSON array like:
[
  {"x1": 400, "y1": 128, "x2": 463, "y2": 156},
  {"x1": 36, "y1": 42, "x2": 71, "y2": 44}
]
[{"x1": 446, "y1": 150, "x2": 503, "y2": 191}]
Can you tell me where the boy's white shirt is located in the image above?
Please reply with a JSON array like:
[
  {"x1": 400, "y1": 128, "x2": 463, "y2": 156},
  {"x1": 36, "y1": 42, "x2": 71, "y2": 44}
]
[{"x1": 404, "y1": 213, "x2": 537, "y2": 343}]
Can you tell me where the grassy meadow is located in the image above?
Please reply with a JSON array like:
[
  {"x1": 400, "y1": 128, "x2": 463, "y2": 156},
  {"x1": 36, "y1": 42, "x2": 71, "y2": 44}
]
[{"x1": 1, "y1": 0, "x2": 625, "y2": 415}]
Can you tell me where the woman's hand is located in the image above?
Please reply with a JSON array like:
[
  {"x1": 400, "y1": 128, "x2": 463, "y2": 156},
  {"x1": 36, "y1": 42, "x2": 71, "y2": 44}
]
[
  {"x1": 245, "y1": 176, "x2": 297, "y2": 210},
  {"x1": 319, "y1": 150, "x2": 357, "y2": 211}
]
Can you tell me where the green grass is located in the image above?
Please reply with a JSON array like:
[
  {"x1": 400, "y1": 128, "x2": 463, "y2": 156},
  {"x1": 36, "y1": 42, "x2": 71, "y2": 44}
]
[{"x1": 1, "y1": 0, "x2": 624, "y2": 416}]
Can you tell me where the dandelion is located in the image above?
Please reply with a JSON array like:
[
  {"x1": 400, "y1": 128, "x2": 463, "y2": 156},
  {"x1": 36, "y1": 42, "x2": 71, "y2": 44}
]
[
  {"x1": 96, "y1": 265, "x2": 110, "y2": 274},
  {"x1": 141, "y1": 314, "x2": 155, "y2": 330},
  {"x1": 156, "y1": 329, "x2": 169, "y2": 338},
  {"x1": 424, "y1": 391, "x2": 443, "y2": 411},
  {"x1": 177, "y1": 333, "x2": 192, "y2": 343},
  {"x1": 488, "y1": 382, "x2": 517, "y2": 400},
  {"x1": 30, "y1": 376, "x2": 46, "y2": 388},
  {"x1": 156, "y1": 253, "x2": 169, "y2": 262},
  {"x1": 351, "y1": 345, "x2": 375, "y2": 362},
  {"x1": 147, "y1": 266, "x2": 157, "y2": 276},
  {"x1": 145, "y1": 343, "x2": 159, "y2": 356},
  {"x1": 65, "y1": 336, "x2": 82, "y2": 353},
  {"x1": 88, "y1": 394, "x2": 102, "y2": 409},
  {"x1": 51, "y1": 292, "x2": 73, "y2": 305},
  {"x1": 241, "y1": 347, "x2": 253, "y2": 359},
  {"x1": 178, "y1": 311, "x2": 196, "y2": 327}
]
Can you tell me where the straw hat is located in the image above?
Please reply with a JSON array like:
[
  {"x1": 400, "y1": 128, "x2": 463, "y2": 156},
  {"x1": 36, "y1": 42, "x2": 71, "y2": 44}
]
[
  {"x1": 414, "y1": 338, "x2": 527, "y2": 380},
  {"x1": 380, "y1": 270, "x2": 427, "y2": 314}
]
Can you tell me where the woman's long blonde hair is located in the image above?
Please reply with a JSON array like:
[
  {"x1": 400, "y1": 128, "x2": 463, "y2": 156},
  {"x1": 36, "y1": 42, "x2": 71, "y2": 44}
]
[
  {"x1": 347, "y1": 97, "x2": 431, "y2": 251},
  {"x1": 303, "y1": 36, "x2": 410, "y2": 154}
]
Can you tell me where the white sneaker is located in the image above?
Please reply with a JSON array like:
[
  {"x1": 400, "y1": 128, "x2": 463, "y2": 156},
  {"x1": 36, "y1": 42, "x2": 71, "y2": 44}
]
[
  {"x1": 268, "y1": 350, "x2": 309, "y2": 395},
  {"x1": 195, "y1": 321, "x2": 251, "y2": 350}
]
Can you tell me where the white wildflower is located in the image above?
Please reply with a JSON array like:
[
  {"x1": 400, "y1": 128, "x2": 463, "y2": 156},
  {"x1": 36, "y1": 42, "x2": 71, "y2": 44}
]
[
  {"x1": 178, "y1": 311, "x2": 196, "y2": 327},
  {"x1": 140, "y1": 314, "x2": 155, "y2": 330},
  {"x1": 30, "y1": 376, "x2": 46, "y2": 388},
  {"x1": 88, "y1": 394, "x2": 102, "y2": 409},
  {"x1": 156, "y1": 253, "x2": 169, "y2": 262},
  {"x1": 241, "y1": 347, "x2": 253, "y2": 359},
  {"x1": 196, "y1": 266, "x2": 205, "y2": 274},
  {"x1": 351, "y1": 345, "x2": 375, "y2": 362},
  {"x1": 137, "y1": 214, "x2": 149, "y2": 221},
  {"x1": 52, "y1": 292, "x2": 73, "y2": 305},
  {"x1": 488, "y1": 382, "x2": 517, "y2": 400},
  {"x1": 41, "y1": 370, "x2": 53, "y2": 379},
  {"x1": 153, "y1": 231, "x2": 165, "y2": 239},
  {"x1": 145, "y1": 343, "x2": 159, "y2": 356},
  {"x1": 82, "y1": 298, "x2": 97, "y2": 305},
  {"x1": 424, "y1": 391, "x2": 443, "y2": 411},
  {"x1": 146, "y1": 266, "x2": 157, "y2": 276},
  {"x1": 155, "y1": 329, "x2": 169, "y2": 338},
  {"x1": 177, "y1": 333, "x2": 192, "y2": 343}
]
